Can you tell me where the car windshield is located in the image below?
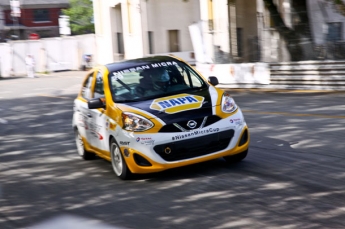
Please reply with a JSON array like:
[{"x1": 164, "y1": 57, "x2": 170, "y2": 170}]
[{"x1": 108, "y1": 60, "x2": 208, "y2": 103}]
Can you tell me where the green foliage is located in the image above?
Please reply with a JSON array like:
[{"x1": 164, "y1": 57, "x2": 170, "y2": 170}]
[
  {"x1": 62, "y1": 0, "x2": 95, "y2": 35},
  {"x1": 325, "y1": 0, "x2": 345, "y2": 16}
]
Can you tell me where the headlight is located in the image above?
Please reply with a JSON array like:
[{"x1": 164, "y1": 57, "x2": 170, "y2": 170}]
[
  {"x1": 122, "y1": 112, "x2": 154, "y2": 132},
  {"x1": 221, "y1": 93, "x2": 238, "y2": 113}
]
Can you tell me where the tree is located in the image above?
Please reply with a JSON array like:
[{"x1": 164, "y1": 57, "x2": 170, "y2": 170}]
[
  {"x1": 263, "y1": 0, "x2": 312, "y2": 61},
  {"x1": 327, "y1": 0, "x2": 345, "y2": 16},
  {"x1": 62, "y1": 0, "x2": 95, "y2": 35}
]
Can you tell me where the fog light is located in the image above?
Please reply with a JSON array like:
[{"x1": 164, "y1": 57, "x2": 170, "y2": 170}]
[
  {"x1": 133, "y1": 153, "x2": 152, "y2": 166},
  {"x1": 238, "y1": 129, "x2": 248, "y2": 146}
]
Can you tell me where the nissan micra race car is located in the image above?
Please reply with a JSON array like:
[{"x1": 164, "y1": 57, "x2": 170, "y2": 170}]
[{"x1": 73, "y1": 55, "x2": 249, "y2": 179}]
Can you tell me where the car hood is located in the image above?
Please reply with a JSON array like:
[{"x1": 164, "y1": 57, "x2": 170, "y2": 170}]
[{"x1": 119, "y1": 88, "x2": 216, "y2": 123}]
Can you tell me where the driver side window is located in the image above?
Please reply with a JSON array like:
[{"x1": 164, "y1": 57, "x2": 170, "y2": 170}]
[
  {"x1": 94, "y1": 71, "x2": 105, "y2": 99},
  {"x1": 81, "y1": 72, "x2": 94, "y2": 99}
]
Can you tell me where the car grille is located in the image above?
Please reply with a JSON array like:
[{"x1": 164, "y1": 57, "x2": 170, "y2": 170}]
[
  {"x1": 158, "y1": 115, "x2": 221, "y2": 133},
  {"x1": 153, "y1": 129, "x2": 234, "y2": 162}
]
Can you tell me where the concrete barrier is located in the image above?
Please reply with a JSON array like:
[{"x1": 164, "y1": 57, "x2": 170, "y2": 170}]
[
  {"x1": 195, "y1": 62, "x2": 270, "y2": 85},
  {"x1": 195, "y1": 60, "x2": 345, "y2": 91}
]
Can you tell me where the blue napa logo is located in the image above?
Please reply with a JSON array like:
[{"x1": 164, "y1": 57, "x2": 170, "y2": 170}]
[{"x1": 150, "y1": 94, "x2": 204, "y2": 114}]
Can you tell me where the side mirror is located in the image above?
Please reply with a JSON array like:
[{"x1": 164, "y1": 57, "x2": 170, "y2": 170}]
[
  {"x1": 88, "y1": 98, "x2": 105, "y2": 109},
  {"x1": 208, "y1": 76, "x2": 219, "y2": 86}
]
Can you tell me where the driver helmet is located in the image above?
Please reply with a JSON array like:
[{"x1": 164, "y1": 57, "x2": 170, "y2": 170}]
[{"x1": 150, "y1": 68, "x2": 170, "y2": 91}]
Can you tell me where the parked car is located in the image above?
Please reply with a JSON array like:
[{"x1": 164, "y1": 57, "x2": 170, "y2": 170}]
[{"x1": 72, "y1": 55, "x2": 249, "y2": 179}]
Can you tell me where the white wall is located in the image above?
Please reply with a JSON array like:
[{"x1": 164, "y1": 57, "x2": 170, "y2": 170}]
[
  {"x1": 92, "y1": 0, "x2": 201, "y2": 64},
  {"x1": 145, "y1": 0, "x2": 200, "y2": 54},
  {"x1": 0, "y1": 34, "x2": 96, "y2": 77},
  {"x1": 0, "y1": 44, "x2": 12, "y2": 77},
  {"x1": 93, "y1": 0, "x2": 116, "y2": 65}
]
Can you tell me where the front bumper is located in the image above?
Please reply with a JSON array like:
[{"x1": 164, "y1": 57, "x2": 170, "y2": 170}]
[
  {"x1": 123, "y1": 126, "x2": 249, "y2": 174},
  {"x1": 118, "y1": 109, "x2": 249, "y2": 174}
]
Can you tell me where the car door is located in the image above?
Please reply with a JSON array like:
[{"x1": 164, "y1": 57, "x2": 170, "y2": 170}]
[
  {"x1": 87, "y1": 70, "x2": 108, "y2": 152},
  {"x1": 75, "y1": 71, "x2": 95, "y2": 145}
]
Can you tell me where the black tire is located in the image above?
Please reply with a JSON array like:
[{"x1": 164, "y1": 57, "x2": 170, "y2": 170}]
[
  {"x1": 74, "y1": 128, "x2": 95, "y2": 160},
  {"x1": 110, "y1": 138, "x2": 131, "y2": 180},
  {"x1": 223, "y1": 149, "x2": 248, "y2": 163}
]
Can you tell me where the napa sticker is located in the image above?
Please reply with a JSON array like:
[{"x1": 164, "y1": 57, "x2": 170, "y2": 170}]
[{"x1": 150, "y1": 94, "x2": 204, "y2": 114}]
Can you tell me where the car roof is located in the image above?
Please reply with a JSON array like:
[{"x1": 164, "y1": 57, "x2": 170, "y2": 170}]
[{"x1": 105, "y1": 55, "x2": 181, "y2": 72}]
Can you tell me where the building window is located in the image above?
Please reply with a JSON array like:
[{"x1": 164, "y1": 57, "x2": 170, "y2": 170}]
[
  {"x1": 148, "y1": 31, "x2": 154, "y2": 54},
  {"x1": 168, "y1": 30, "x2": 180, "y2": 52},
  {"x1": 33, "y1": 9, "x2": 50, "y2": 22},
  {"x1": 327, "y1": 22, "x2": 342, "y2": 41},
  {"x1": 117, "y1": 32, "x2": 124, "y2": 54},
  {"x1": 236, "y1": 28, "x2": 242, "y2": 57},
  {"x1": 263, "y1": 8, "x2": 275, "y2": 28}
]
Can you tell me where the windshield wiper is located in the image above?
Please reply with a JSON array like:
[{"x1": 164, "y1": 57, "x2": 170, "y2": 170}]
[{"x1": 116, "y1": 79, "x2": 132, "y2": 92}]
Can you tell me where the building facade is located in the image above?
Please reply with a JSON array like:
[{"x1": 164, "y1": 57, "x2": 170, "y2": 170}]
[
  {"x1": 0, "y1": 0, "x2": 69, "y2": 41},
  {"x1": 94, "y1": 0, "x2": 345, "y2": 64},
  {"x1": 307, "y1": 0, "x2": 345, "y2": 59},
  {"x1": 92, "y1": 0, "x2": 290, "y2": 65}
]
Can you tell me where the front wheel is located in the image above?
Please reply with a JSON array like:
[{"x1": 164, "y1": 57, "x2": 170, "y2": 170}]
[
  {"x1": 74, "y1": 129, "x2": 95, "y2": 160},
  {"x1": 223, "y1": 149, "x2": 248, "y2": 163},
  {"x1": 110, "y1": 139, "x2": 131, "y2": 180}
]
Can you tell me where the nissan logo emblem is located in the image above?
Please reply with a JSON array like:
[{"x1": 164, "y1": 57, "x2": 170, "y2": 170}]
[{"x1": 187, "y1": 120, "x2": 197, "y2": 129}]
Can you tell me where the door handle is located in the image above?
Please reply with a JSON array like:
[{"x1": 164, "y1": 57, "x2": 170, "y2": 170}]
[{"x1": 87, "y1": 113, "x2": 92, "y2": 118}]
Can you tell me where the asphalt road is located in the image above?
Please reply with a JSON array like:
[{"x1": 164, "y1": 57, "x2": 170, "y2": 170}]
[{"x1": 0, "y1": 72, "x2": 345, "y2": 229}]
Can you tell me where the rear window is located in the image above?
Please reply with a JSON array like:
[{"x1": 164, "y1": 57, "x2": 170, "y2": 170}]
[{"x1": 108, "y1": 60, "x2": 207, "y2": 102}]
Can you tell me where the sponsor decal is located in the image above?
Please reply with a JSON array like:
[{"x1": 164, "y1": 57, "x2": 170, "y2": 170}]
[
  {"x1": 106, "y1": 119, "x2": 117, "y2": 130},
  {"x1": 120, "y1": 141, "x2": 130, "y2": 145},
  {"x1": 78, "y1": 111, "x2": 103, "y2": 140},
  {"x1": 141, "y1": 140, "x2": 155, "y2": 146},
  {"x1": 135, "y1": 137, "x2": 155, "y2": 145},
  {"x1": 150, "y1": 94, "x2": 205, "y2": 114},
  {"x1": 230, "y1": 118, "x2": 243, "y2": 125},
  {"x1": 78, "y1": 113, "x2": 88, "y2": 129},
  {"x1": 89, "y1": 122, "x2": 103, "y2": 140},
  {"x1": 140, "y1": 137, "x2": 153, "y2": 141},
  {"x1": 112, "y1": 61, "x2": 178, "y2": 80},
  {"x1": 172, "y1": 128, "x2": 220, "y2": 141},
  {"x1": 109, "y1": 123, "x2": 116, "y2": 130}
]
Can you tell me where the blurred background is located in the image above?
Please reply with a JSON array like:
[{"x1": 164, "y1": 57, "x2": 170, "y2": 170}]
[{"x1": 1, "y1": 0, "x2": 345, "y2": 89}]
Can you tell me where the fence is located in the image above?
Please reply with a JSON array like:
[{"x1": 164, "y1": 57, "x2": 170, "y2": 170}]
[{"x1": 0, "y1": 34, "x2": 96, "y2": 77}]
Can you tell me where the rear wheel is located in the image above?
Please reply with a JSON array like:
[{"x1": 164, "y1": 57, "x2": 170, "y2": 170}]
[
  {"x1": 110, "y1": 139, "x2": 131, "y2": 180},
  {"x1": 74, "y1": 129, "x2": 95, "y2": 160},
  {"x1": 223, "y1": 149, "x2": 248, "y2": 163}
]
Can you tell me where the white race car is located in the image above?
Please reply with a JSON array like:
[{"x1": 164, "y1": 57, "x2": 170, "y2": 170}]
[{"x1": 73, "y1": 55, "x2": 249, "y2": 179}]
